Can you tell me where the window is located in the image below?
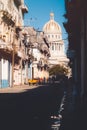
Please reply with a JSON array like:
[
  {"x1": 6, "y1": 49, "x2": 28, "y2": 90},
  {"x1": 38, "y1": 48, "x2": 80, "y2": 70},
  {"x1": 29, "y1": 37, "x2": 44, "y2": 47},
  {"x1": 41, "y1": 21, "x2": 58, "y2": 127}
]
[
  {"x1": 52, "y1": 45, "x2": 54, "y2": 50},
  {"x1": 55, "y1": 35, "x2": 57, "y2": 38},
  {"x1": 48, "y1": 35, "x2": 50, "y2": 38},
  {"x1": 0, "y1": 2, "x2": 4, "y2": 10},
  {"x1": 55, "y1": 43, "x2": 57, "y2": 50}
]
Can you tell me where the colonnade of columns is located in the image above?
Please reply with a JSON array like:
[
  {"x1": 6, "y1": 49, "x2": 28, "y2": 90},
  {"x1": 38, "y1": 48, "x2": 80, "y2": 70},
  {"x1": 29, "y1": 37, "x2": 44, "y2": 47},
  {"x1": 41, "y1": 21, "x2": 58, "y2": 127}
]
[{"x1": 50, "y1": 42, "x2": 64, "y2": 52}]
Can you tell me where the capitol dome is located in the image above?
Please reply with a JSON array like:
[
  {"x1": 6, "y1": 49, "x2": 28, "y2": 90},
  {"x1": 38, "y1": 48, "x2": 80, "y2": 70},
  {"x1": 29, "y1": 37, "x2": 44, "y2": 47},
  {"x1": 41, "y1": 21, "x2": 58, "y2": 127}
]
[
  {"x1": 42, "y1": 13, "x2": 69, "y2": 68},
  {"x1": 43, "y1": 13, "x2": 62, "y2": 34}
]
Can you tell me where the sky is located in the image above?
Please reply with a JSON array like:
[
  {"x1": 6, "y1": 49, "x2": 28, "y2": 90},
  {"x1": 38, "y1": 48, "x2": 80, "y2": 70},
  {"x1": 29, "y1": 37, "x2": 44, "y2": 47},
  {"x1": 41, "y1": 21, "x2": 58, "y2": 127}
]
[{"x1": 24, "y1": 0, "x2": 68, "y2": 51}]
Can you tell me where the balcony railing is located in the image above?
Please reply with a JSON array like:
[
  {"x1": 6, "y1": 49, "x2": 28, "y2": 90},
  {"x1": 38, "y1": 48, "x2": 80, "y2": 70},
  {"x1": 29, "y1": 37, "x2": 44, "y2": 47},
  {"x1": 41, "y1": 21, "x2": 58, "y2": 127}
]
[{"x1": 1, "y1": 9, "x2": 15, "y2": 25}]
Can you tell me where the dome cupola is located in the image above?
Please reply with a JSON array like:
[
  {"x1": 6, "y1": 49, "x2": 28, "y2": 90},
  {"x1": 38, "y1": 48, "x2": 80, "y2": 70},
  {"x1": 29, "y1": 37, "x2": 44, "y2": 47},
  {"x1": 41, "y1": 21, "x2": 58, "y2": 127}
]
[{"x1": 43, "y1": 12, "x2": 62, "y2": 34}]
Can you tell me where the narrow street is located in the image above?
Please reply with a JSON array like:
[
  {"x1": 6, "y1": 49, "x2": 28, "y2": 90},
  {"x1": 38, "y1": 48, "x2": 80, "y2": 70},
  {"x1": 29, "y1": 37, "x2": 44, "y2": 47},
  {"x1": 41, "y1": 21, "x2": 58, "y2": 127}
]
[{"x1": 0, "y1": 83, "x2": 64, "y2": 130}]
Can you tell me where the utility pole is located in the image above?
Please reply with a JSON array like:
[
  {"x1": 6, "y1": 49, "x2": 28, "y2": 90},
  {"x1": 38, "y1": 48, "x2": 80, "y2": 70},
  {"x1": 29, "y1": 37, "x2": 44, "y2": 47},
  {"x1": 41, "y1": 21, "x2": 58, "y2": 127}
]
[{"x1": 21, "y1": 58, "x2": 22, "y2": 85}]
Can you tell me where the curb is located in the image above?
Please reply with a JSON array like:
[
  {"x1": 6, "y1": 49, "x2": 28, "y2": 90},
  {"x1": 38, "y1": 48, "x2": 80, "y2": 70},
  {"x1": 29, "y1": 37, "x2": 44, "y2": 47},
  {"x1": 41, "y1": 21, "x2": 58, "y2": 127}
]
[{"x1": 0, "y1": 84, "x2": 39, "y2": 93}]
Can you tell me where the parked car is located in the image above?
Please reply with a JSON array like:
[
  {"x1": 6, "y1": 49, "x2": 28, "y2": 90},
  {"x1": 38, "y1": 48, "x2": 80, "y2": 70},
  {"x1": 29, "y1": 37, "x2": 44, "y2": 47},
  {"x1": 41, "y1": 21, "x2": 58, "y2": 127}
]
[{"x1": 28, "y1": 78, "x2": 39, "y2": 85}]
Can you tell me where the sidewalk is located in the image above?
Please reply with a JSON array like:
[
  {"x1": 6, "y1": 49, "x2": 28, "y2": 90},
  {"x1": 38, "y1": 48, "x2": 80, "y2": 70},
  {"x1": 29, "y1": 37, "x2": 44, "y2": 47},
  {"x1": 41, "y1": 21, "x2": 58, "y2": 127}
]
[{"x1": 0, "y1": 84, "x2": 39, "y2": 93}]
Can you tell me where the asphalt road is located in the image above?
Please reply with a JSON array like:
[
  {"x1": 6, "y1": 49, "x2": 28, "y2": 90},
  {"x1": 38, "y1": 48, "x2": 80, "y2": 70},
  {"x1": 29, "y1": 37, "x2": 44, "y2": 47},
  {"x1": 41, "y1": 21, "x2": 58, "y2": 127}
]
[{"x1": 0, "y1": 83, "x2": 64, "y2": 130}]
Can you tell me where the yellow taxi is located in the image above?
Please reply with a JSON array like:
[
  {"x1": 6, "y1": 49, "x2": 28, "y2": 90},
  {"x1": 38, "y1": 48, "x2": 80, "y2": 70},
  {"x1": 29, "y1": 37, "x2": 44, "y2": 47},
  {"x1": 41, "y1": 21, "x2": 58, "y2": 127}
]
[{"x1": 28, "y1": 78, "x2": 39, "y2": 85}]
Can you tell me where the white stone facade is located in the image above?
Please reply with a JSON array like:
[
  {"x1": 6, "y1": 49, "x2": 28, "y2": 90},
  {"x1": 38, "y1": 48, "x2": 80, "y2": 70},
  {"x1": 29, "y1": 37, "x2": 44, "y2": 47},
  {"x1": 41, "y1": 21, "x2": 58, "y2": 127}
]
[{"x1": 43, "y1": 13, "x2": 69, "y2": 67}]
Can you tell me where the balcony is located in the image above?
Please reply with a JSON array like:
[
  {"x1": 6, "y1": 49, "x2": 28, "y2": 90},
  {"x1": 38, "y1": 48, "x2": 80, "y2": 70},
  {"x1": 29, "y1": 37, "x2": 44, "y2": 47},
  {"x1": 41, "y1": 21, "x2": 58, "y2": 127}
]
[
  {"x1": 1, "y1": 10, "x2": 15, "y2": 26},
  {"x1": 21, "y1": 4, "x2": 28, "y2": 13},
  {"x1": 0, "y1": 39, "x2": 13, "y2": 53}
]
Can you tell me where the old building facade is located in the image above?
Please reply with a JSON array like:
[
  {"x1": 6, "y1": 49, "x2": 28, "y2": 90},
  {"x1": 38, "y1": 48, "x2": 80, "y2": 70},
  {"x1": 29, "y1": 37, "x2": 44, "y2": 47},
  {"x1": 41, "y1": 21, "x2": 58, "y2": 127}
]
[
  {"x1": 22, "y1": 27, "x2": 50, "y2": 82},
  {"x1": 0, "y1": 0, "x2": 28, "y2": 87},
  {"x1": 0, "y1": 0, "x2": 50, "y2": 87}
]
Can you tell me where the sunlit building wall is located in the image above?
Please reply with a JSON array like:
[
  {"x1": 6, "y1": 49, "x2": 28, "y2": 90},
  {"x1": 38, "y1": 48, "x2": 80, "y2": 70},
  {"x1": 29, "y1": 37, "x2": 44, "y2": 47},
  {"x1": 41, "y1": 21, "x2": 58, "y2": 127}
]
[
  {"x1": 0, "y1": 0, "x2": 28, "y2": 87},
  {"x1": 43, "y1": 13, "x2": 69, "y2": 67}
]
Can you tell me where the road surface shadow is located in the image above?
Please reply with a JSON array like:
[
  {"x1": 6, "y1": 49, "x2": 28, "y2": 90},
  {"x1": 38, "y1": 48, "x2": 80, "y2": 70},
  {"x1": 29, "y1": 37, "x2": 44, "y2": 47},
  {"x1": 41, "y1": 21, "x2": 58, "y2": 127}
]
[{"x1": 0, "y1": 84, "x2": 64, "y2": 130}]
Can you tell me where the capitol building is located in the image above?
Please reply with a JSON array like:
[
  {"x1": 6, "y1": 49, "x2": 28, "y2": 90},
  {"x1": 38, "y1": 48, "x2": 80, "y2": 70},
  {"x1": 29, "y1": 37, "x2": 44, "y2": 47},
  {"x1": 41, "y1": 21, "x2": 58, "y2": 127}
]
[{"x1": 43, "y1": 13, "x2": 69, "y2": 67}]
